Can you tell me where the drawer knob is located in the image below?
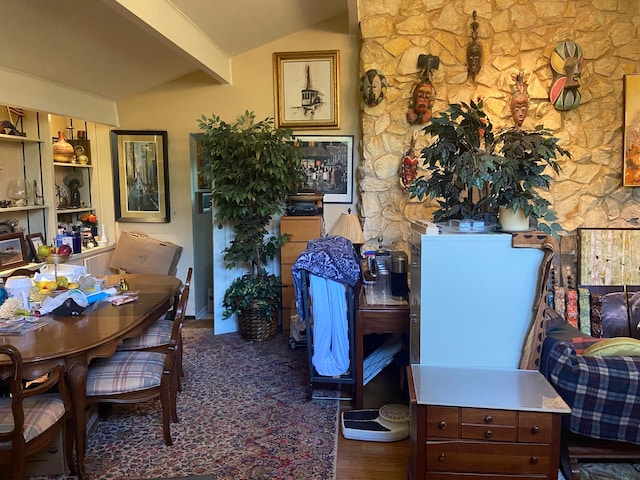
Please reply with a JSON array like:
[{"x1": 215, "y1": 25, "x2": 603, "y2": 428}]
[
  {"x1": 438, "y1": 453, "x2": 446, "y2": 462},
  {"x1": 438, "y1": 421, "x2": 447, "y2": 430},
  {"x1": 529, "y1": 456, "x2": 538, "y2": 465},
  {"x1": 530, "y1": 425, "x2": 540, "y2": 435},
  {"x1": 484, "y1": 429, "x2": 492, "y2": 439},
  {"x1": 484, "y1": 415, "x2": 493, "y2": 424}
]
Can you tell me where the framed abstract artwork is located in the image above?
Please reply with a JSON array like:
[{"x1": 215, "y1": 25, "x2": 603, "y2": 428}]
[
  {"x1": 623, "y1": 74, "x2": 640, "y2": 186},
  {"x1": 273, "y1": 50, "x2": 339, "y2": 129},
  {"x1": 111, "y1": 130, "x2": 170, "y2": 223}
]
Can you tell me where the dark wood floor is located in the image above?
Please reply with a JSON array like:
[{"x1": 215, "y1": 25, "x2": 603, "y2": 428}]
[{"x1": 335, "y1": 365, "x2": 410, "y2": 480}]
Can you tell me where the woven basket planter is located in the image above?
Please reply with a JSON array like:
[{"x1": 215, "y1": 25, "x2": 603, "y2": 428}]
[{"x1": 238, "y1": 302, "x2": 278, "y2": 342}]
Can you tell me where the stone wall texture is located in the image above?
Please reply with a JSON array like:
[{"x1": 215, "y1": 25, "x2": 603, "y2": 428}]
[{"x1": 358, "y1": 0, "x2": 640, "y2": 258}]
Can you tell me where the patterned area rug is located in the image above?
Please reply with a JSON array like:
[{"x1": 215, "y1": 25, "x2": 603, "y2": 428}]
[
  {"x1": 579, "y1": 463, "x2": 640, "y2": 479},
  {"x1": 35, "y1": 329, "x2": 338, "y2": 480}
]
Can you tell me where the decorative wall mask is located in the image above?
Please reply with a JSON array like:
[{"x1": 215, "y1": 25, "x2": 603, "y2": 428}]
[
  {"x1": 466, "y1": 11, "x2": 482, "y2": 81},
  {"x1": 401, "y1": 131, "x2": 420, "y2": 190},
  {"x1": 407, "y1": 54, "x2": 440, "y2": 125},
  {"x1": 549, "y1": 40, "x2": 584, "y2": 111},
  {"x1": 360, "y1": 69, "x2": 388, "y2": 107},
  {"x1": 510, "y1": 69, "x2": 530, "y2": 128}
]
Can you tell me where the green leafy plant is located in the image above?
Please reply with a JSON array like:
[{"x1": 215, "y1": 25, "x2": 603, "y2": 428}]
[
  {"x1": 407, "y1": 99, "x2": 569, "y2": 234},
  {"x1": 198, "y1": 111, "x2": 306, "y2": 318}
]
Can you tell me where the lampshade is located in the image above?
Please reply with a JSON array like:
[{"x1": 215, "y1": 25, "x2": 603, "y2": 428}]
[{"x1": 329, "y1": 213, "x2": 365, "y2": 245}]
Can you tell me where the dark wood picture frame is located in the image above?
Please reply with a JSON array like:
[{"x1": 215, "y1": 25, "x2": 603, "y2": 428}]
[
  {"x1": 111, "y1": 130, "x2": 170, "y2": 223},
  {"x1": 26, "y1": 233, "x2": 45, "y2": 262},
  {"x1": 0, "y1": 232, "x2": 28, "y2": 269}
]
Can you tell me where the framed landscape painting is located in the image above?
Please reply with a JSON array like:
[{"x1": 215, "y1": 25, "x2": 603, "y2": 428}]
[
  {"x1": 624, "y1": 74, "x2": 640, "y2": 186},
  {"x1": 0, "y1": 232, "x2": 28, "y2": 269}
]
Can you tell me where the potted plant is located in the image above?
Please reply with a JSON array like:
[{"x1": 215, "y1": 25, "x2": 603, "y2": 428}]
[
  {"x1": 198, "y1": 110, "x2": 305, "y2": 341},
  {"x1": 407, "y1": 99, "x2": 570, "y2": 234}
]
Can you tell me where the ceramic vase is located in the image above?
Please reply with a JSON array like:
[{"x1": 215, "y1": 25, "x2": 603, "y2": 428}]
[
  {"x1": 52, "y1": 130, "x2": 74, "y2": 162},
  {"x1": 498, "y1": 206, "x2": 530, "y2": 232}
]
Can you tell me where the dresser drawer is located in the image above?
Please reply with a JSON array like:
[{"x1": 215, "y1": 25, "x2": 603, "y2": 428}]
[
  {"x1": 425, "y1": 440, "x2": 550, "y2": 475},
  {"x1": 280, "y1": 216, "x2": 322, "y2": 238},
  {"x1": 426, "y1": 406, "x2": 459, "y2": 438},
  {"x1": 281, "y1": 242, "x2": 310, "y2": 263},
  {"x1": 517, "y1": 411, "x2": 553, "y2": 443},
  {"x1": 461, "y1": 408, "x2": 516, "y2": 427}
]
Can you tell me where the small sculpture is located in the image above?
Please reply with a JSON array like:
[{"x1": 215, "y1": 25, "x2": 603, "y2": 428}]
[
  {"x1": 63, "y1": 171, "x2": 83, "y2": 208},
  {"x1": 466, "y1": 11, "x2": 483, "y2": 81},
  {"x1": 510, "y1": 70, "x2": 529, "y2": 128},
  {"x1": 407, "y1": 54, "x2": 440, "y2": 125},
  {"x1": 549, "y1": 40, "x2": 584, "y2": 111},
  {"x1": 360, "y1": 69, "x2": 388, "y2": 107}
]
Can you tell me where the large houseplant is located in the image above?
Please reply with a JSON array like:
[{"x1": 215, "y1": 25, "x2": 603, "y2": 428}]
[
  {"x1": 407, "y1": 99, "x2": 570, "y2": 234},
  {"x1": 198, "y1": 111, "x2": 305, "y2": 340}
]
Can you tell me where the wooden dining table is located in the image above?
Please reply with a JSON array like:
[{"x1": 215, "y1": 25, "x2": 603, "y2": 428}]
[{"x1": 0, "y1": 273, "x2": 182, "y2": 478}]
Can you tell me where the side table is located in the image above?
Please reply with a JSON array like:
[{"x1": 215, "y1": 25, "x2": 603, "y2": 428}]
[
  {"x1": 354, "y1": 284, "x2": 410, "y2": 408},
  {"x1": 408, "y1": 365, "x2": 570, "y2": 479}
]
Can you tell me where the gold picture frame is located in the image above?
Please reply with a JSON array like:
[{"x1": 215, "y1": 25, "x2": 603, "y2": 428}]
[{"x1": 273, "y1": 50, "x2": 339, "y2": 129}]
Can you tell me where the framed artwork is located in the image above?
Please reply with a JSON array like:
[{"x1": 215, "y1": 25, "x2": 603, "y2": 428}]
[
  {"x1": 294, "y1": 135, "x2": 353, "y2": 203},
  {"x1": 26, "y1": 233, "x2": 45, "y2": 262},
  {"x1": 578, "y1": 228, "x2": 640, "y2": 285},
  {"x1": 0, "y1": 232, "x2": 28, "y2": 269},
  {"x1": 111, "y1": 130, "x2": 170, "y2": 223},
  {"x1": 196, "y1": 191, "x2": 212, "y2": 213},
  {"x1": 273, "y1": 50, "x2": 339, "y2": 129},
  {"x1": 623, "y1": 74, "x2": 640, "y2": 186}
]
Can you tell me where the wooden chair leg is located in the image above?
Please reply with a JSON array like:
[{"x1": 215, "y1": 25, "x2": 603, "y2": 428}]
[{"x1": 160, "y1": 379, "x2": 173, "y2": 446}]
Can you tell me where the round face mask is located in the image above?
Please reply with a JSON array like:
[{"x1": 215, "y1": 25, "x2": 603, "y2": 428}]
[{"x1": 360, "y1": 70, "x2": 387, "y2": 107}]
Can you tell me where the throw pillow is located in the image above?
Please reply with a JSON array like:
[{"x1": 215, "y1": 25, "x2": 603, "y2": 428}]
[{"x1": 582, "y1": 336, "x2": 640, "y2": 357}]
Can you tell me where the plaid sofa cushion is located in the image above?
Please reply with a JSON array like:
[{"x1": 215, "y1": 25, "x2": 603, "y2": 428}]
[
  {"x1": 87, "y1": 351, "x2": 165, "y2": 396},
  {"x1": 0, "y1": 394, "x2": 66, "y2": 442},
  {"x1": 118, "y1": 319, "x2": 173, "y2": 350},
  {"x1": 541, "y1": 322, "x2": 640, "y2": 444}
]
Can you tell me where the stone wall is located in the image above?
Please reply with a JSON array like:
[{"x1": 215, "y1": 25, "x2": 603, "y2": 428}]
[{"x1": 358, "y1": 0, "x2": 640, "y2": 266}]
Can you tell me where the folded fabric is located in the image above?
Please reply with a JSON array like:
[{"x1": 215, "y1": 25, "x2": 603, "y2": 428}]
[{"x1": 292, "y1": 235, "x2": 360, "y2": 320}]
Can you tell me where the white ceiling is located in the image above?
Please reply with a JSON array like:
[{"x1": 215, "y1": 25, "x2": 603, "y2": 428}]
[{"x1": 1, "y1": 0, "x2": 353, "y2": 101}]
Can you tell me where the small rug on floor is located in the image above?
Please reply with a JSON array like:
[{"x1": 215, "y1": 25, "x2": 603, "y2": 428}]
[
  {"x1": 35, "y1": 329, "x2": 338, "y2": 480},
  {"x1": 579, "y1": 462, "x2": 640, "y2": 479}
]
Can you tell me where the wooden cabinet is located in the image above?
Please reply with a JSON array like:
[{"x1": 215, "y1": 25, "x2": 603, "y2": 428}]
[
  {"x1": 280, "y1": 215, "x2": 323, "y2": 330},
  {"x1": 409, "y1": 366, "x2": 570, "y2": 480}
]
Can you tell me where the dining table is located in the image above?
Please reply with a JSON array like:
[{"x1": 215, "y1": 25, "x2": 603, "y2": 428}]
[{"x1": 0, "y1": 273, "x2": 182, "y2": 478}]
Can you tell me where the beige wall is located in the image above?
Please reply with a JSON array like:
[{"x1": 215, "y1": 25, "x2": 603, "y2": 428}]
[
  {"x1": 358, "y1": 0, "x2": 640, "y2": 261},
  {"x1": 115, "y1": 14, "x2": 360, "y2": 319}
]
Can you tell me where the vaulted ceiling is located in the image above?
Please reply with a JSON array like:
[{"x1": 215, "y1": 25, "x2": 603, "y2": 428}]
[{"x1": 1, "y1": 0, "x2": 355, "y2": 101}]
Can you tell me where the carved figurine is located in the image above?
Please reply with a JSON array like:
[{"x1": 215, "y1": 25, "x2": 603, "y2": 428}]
[
  {"x1": 466, "y1": 11, "x2": 482, "y2": 81},
  {"x1": 407, "y1": 54, "x2": 440, "y2": 125},
  {"x1": 549, "y1": 40, "x2": 584, "y2": 111},
  {"x1": 510, "y1": 70, "x2": 529, "y2": 128},
  {"x1": 401, "y1": 132, "x2": 420, "y2": 190},
  {"x1": 360, "y1": 69, "x2": 388, "y2": 107}
]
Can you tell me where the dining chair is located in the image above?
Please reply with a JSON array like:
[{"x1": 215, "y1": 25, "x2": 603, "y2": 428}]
[
  {"x1": 0, "y1": 345, "x2": 75, "y2": 479},
  {"x1": 117, "y1": 267, "x2": 192, "y2": 389},
  {"x1": 85, "y1": 280, "x2": 189, "y2": 446}
]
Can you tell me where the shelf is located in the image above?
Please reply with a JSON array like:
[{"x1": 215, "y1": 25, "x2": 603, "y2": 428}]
[
  {"x1": 53, "y1": 162, "x2": 93, "y2": 168},
  {"x1": 0, "y1": 205, "x2": 48, "y2": 213},
  {"x1": 0, "y1": 133, "x2": 42, "y2": 143},
  {"x1": 57, "y1": 207, "x2": 93, "y2": 214}
]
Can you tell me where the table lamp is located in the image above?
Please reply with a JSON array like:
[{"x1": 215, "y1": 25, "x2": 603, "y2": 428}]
[{"x1": 329, "y1": 210, "x2": 365, "y2": 253}]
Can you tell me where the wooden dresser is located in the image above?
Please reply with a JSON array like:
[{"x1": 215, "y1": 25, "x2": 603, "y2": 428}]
[
  {"x1": 280, "y1": 215, "x2": 323, "y2": 330},
  {"x1": 408, "y1": 365, "x2": 570, "y2": 480}
]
